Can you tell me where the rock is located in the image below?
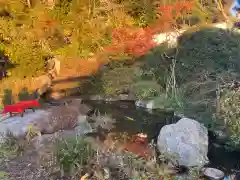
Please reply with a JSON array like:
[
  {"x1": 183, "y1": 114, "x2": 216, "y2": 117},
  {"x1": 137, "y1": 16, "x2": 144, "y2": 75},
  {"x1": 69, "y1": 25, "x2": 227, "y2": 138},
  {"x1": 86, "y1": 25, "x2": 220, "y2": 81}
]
[
  {"x1": 135, "y1": 99, "x2": 174, "y2": 111},
  {"x1": 214, "y1": 129, "x2": 228, "y2": 144},
  {"x1": 89, "y1": 95, "x2": 104, "y2": 101},
  {"x1": 75, "y1": 114, "x2": 93, "y2": 135},
  {"x1": 48, "y1": 91, "x2": 63, "y2": 100},
  {"x1": 0, "y1": 110, "x2": 50, "y2": 143},
  {"x1": 201, "y1": 168, "x2": 224, "y2": 180},
  {"x1": 174, "y1": 174, "x2": 192, "y2": 180},
  {"x1": 33, "y1": 99, "x2": 84, "y2": 134},
  {"x1": 157, "y1": 118, "x2": 209, "y2": 167},
  {"x1": 79, "y1": 103, "x2": 93, "y2": 115},
  {"x1": 47, "y1": 57, "x2": 60, "y2": 79},
  {"x1": 105, "y1": 97, "x2": 118, "y2": 102},
  {"x1": 119, "y1": 94, "x2": 135, "y2": 101},
  {"x1": 75, "y1": 124, "x2": 93, "y2": 136},
  {"x1": 135, "y1": 100, "x2": 155, "y2": 109},
  {"x1": 36, "y1": 105, "x2": 80, "y2": 134},
  {"x1": 46, "y1": 58, "x2": 55, "y2": 71},
  {"x1": 77, "y1": 114, "x2": 87, "y2": 124}
]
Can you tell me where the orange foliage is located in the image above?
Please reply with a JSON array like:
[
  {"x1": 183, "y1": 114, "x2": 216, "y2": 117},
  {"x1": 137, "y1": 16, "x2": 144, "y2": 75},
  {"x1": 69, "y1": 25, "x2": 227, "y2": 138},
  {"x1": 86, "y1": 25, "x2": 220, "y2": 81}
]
[
  {"x1": 158, "y1": 1, "x2": 194, "y2": 18},
  {"x1": 103, "y1": 1, "x2": 195, "y2": 58},
  {"x1": 154, "y1": 0, "x2": 195, "y2": 32},
  {"x1": 104, "y1": 26, "x2": 156, "y2": 57}
]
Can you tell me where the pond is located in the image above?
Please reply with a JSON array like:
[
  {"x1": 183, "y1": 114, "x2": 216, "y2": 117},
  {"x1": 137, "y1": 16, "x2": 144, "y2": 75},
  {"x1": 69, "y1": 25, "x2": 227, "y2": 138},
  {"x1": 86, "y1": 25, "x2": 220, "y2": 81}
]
[{"x1": 83, "y1": 100, "x2": 240, "y2": 176}]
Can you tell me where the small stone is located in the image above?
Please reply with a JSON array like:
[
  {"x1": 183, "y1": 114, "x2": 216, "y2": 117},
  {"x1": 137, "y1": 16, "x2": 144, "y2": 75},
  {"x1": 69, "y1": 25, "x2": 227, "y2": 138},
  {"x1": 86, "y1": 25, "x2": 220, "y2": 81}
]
[
  {"x1": 135, "y1": 100, "x2": 155, "y2": 109},
  {"x1": 89, "y1": 95, "x2": 104, "y2": 101},
  {"x1": 77, "y1": 114, "x2": 87, "y2": 125},
  {"x1": 49, "y1": 92, "x2": 62, "y2": 100},
  {"x1": 119, "y1": 94, "x2": 130, "y2": 101},
  {"x1": 202, "y1": 168, "x2": 224, "y2": 180}
]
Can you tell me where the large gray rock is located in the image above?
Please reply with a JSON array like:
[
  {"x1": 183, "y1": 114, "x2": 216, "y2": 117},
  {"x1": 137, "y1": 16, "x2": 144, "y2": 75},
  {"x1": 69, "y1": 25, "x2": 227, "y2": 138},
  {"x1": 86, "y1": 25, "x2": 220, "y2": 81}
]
[
  {"x1": 0, "y1": 100, "x2": 93, "y2": 142},
  {"x1": 34, "y1": 100, "x2": 83, "y2": 134},
  {"x1": 157, "y1": 118, "x2": 209, "y2": 167},
  {"x1": 0, "y1": 110, "x2": 50, "y2": 143}
]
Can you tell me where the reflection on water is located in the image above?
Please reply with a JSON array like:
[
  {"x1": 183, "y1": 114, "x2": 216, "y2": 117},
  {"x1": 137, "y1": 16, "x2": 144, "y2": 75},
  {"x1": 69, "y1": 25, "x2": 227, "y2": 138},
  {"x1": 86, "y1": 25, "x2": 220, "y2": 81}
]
[
  {"x1": 84, "y1": 100, "x2": 175, "y2": 141},
  {"x1": 83, "y1": 100, "x2": 240, "y2": 174}
]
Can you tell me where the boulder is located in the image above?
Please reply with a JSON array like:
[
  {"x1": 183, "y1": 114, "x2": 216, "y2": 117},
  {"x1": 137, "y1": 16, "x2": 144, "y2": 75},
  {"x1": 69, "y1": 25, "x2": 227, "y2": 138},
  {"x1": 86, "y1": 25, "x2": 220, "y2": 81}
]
[
  {"x1": 0, "y1": 110, "x2": 50, "y2": 143},
  {"x1": 0, "y1": 100, "x2": 93, "y2": 143},
  {"x1": 34, "y1": 101, "x2": 82, "y2": 134},
  {"x1": 157, "y1": 118, "x2": 209, "y2": 167}
]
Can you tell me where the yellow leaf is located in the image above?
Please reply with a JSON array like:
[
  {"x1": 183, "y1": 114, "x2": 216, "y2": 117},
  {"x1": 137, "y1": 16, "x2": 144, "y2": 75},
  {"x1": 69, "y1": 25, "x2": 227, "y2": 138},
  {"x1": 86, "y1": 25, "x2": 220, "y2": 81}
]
[
  {"x1": 125, "y1": 116, "x2": 134, "y2": 121},
  {"x1": 80, "y1": 173, "x2": 89, "y2": 180}
]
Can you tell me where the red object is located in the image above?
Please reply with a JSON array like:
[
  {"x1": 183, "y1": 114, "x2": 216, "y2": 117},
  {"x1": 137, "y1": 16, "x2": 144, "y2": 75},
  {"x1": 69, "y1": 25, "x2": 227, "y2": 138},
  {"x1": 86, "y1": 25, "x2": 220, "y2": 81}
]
[{"x1": 2, "y1": 99, "x2": 40, "y2": 117}]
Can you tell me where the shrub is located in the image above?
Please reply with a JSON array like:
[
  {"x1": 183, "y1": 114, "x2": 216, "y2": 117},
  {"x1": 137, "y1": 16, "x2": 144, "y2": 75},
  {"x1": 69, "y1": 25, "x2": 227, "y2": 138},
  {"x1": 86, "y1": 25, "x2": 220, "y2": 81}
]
[
  {"x1": 79, "y1": 61, "x2": 139, "y2": 96},
  {"x1": 220, "y1": 89, "x2": 240, "y2": 149},
  {"x1": 2, "y1": 88, "x2": 14, "y2": 106},
  {"x1": 101, "y1": 63, "x2": 138, "y2": 95},
  {"x1": 56, "y1": 136, "x2": 95, "y2": 174},
  {"x1": 173, "y1": 27, "x2": 240, "y2": 122}
]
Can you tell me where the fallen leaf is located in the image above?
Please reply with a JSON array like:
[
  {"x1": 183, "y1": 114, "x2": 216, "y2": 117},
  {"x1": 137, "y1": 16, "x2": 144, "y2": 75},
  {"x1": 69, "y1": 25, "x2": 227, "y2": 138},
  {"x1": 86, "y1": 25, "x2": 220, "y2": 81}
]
[{"x1": 80, "y1": 173, "x2": 89, "y2": 180}]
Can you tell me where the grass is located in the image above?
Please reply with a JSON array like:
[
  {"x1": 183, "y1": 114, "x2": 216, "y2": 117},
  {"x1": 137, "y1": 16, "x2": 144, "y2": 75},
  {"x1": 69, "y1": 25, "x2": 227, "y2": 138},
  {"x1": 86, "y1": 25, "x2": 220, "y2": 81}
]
[{"x1": 56, "y1": 136, "x2": 95, "y2": 176}]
